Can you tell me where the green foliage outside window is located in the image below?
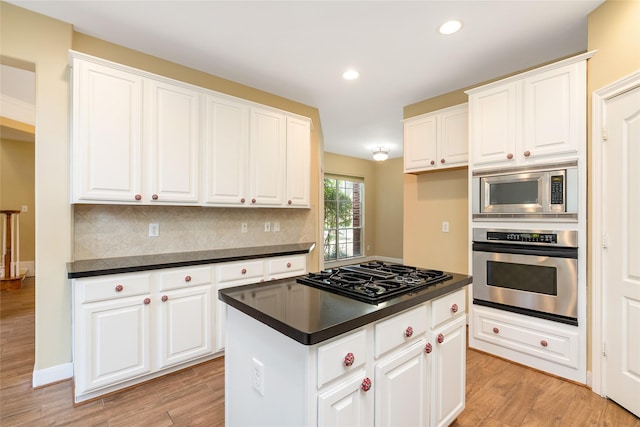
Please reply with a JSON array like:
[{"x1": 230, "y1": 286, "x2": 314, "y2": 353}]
[{"x1": 324, "y1": 177, "x2": 362, "y2": 261}]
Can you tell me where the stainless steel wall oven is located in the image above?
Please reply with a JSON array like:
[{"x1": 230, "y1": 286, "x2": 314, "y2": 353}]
[{"x1": 472, "y1": 228, "x2": 578, "y2": 325}]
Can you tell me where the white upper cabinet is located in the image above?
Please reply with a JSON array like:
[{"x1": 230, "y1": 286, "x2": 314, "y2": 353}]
[
  {"x1": 438, "y1": 104, "x2": 469, "y2": 168},
  {"x1": 70, "y1": 51, "x2": 310, "y2": 208},
  {"x1": 202, "y1": 95, "x2": 250, "y2": 205},
  {"x1": 468, "y1": 54, "x2": 590, "y2": 170},
  {"x1": 249, "y1": 107, "x2": 286, "y2": 207},
  {"x1": 145, "y1": 80, "x2": 201, "y2": 204},
  {"x1": 404, "y1": 114, "x2": 437, "y2": 172},
  {"x1": 286, "y1": 116, "x2": 311, "y2": 207},
  {"x1": 521, "y1": 62, "x2": 585, "y2": 159},
  {"x1": 468, "y1": 82, "x2": 519, "y2": 166},
  {"x1": 71, "y1": 57, "x2": 144, "y2": 203},
  {"x1": 403, "y1": 103, "x2": 468, "y2": 173}
]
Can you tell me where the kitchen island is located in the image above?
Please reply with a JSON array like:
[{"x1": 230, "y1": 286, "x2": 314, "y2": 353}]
[{"x1": 219, "y1": 271, "x2": 471, "y2": 427}]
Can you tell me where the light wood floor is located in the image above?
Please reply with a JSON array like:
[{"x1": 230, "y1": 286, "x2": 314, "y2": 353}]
[{"x1": 1, "y1": 277, "x2": 638, "y2": 426}]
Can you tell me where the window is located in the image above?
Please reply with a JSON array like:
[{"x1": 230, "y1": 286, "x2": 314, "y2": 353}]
[{"x1": 324, "y1": 176, "x2": 363, "y2": 261}]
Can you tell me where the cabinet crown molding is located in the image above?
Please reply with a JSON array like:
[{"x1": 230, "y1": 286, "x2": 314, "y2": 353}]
[{"x1": 465, "y1": 50, "x2": 597, "y2": 96}]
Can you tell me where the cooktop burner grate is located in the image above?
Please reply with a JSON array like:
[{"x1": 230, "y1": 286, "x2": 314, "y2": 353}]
[{"x1": 296, "y1": 261, "x2": 453, "y2": 304}]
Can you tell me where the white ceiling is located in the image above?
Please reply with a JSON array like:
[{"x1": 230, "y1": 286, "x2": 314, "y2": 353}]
[{"x1": 6, "y1": 1, "x2": 603, "y2": 159}]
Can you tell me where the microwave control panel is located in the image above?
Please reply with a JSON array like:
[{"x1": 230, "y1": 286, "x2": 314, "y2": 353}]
[
  {"x1": 486, "y1": 231, "x2": 558, "y2": 244},
  {"x1": 550, "y1": 175, "x2": 565, "y2": 205}
]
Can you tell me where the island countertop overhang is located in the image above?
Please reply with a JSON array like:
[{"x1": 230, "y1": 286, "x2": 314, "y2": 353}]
[{"x1": 218, "y1": 272, "x2": 472, "y2": 345}]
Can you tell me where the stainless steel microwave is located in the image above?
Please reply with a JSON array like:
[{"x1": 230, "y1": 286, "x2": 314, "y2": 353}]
[{"x1": 472, "y1": 162, "x2": 578, "y2": 221}]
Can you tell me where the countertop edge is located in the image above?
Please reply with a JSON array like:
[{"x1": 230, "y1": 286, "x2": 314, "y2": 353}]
[
  {"x1": 219, "y1": 274, "x2": 472, "y2": 346},
  {"x1": 67, "y1": 242, "x2": 315, "y2": 279}
]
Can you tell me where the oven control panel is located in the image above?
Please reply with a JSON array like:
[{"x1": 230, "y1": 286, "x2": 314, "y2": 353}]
[{"x1": 486, "y1": 231, "x2": 558, "y2": 244}]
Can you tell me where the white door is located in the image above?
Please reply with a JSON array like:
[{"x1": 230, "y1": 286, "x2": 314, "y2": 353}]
[
  {"x1": 249, "y1": 107, "x2": 286, "y2": 206},
  {"x1": 78, "y1": 296, "x2": 152, "y2": 393},
  {"x1": 317, "y1": 371, "x2": 373, "y2": 427},
  {"x1": 432, "y1": 316, "x2": 466, "y2": 427},
  {"x1": 286, "y1": 116, "x2": 311, "y2": 207},
  {"x1": 374, "y1": 340, "x2": 429, "y2": 427},
  {"x1": 146, "y1": 80, "x2": 201, "y2": 204},
  {"x1": 157, "y1": 285, "x2": 213, "y2": 368},
  {"x1": 602, "y1": 82, "x2": 640, "y2": 418},
  {"x1": 203, "y1": 95, "x2": 249, "y2": 205}
]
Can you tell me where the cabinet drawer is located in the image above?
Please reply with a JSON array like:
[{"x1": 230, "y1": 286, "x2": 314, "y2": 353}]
[
  {"x1": 473, "y1": 307, "x2": 579, "y2": 368},
  {"x1": 317, "y1": 329, "x2": 367, "y2": 388},
  {"x1": 78, "y1": 273, "x2": 152, "y2": 303},
  {"x1": 159, "y1": 266, "x2": 212, "y2": 291},
  {"x1": 217, "y1": 260, "x2": 264, "y2": 284},
  {"x1": 375, "y1": 305, "x2": 428, "y2": 358},
  {"x1": 432, "y1": 288, "x2": 466, "y2": 329},
  {"x1": 265, "y1": 255, "x2": 306, "y2": 279}
]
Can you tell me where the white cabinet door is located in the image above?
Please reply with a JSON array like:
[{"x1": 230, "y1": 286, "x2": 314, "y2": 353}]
[
  {"x1": 318, "y1": 371, "x2": 374, "y2": 427},
  {"x1": 522, "y1": 61, "x2": 584, "y2": 160},
  {"x1": 76, "y1": 295, "x2": 152, "y2": 393},
  {"x1": 470, "y1": 82, "x2": 519, "y2": 167},
  {"x1": 403, "y1": 114, "x2": 438, "y2": 172},
  {"x1": 438, "y1": 104, "x2": 468, "y2": 168},
  {"x1": 431, "y1": 316, "x2": 466, "y2": 427},
  {"x1": 203, "y1": 95, "x2": 250, "y2": 205},
  {"x1": 157, "y1": 285, "x2": 213, "y2": 368},
  {"x1": 374, "y1": 339, "x2": 430, "y2": 427},
  {"x1": 71, "y1": 58, "x2": 144, "y2": 203},
  {"x1": 145, "y1": 80, "x2": 201, "y2": 204},
  {"x1": 403, "y1": 104, "x2": 468, "y2": 173},
  {"x1": 249, "y1": 107, "x2": 286, "y2": 206},
  {"x1": 286, "y1": 116, "x2": 311, "y2": 207}
]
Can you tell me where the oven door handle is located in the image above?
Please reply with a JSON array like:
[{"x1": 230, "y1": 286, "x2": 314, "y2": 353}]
[{"x1": 472, "y1": 242, "x2": 578, "y2": 259}]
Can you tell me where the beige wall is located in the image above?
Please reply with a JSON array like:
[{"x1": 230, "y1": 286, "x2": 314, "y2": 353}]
[
  {"x1": 0, "y1": 138, "x2": 35, "y2": 263},
  {"x1": 585, "y1": 0, "x2": 640, "y2": 372},
  {"x1": 323, "y1": 153, "x2": 404, "y2": 262},
  {"x1": 1, "y1": 2, "x2": 74, "y2": 371},
  {"x1": 403, "y1": 169, "x2": 469, "y2": 273},
  {"x1": 1, "y1": 2, "x2": 322, "y2": 374},
  {"x1": 403, "y1": 90, "x2": 470, "y2": 274},
  {"x1": 374, "y1": 158, "x2": 404, "y2": 259}
]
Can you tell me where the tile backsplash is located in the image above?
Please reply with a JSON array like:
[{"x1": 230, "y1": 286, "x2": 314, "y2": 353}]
[{"x1": 73, "y1": 204, "x2": 315, "y2": 260}]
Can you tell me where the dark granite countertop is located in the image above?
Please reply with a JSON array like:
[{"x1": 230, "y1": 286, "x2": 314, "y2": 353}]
[
  {"x1": 218, "y1": 272, "x2": 472, "y2": 345},
  {"x1": 67, "y1": 242, "x2": 316, "y2": 279}
]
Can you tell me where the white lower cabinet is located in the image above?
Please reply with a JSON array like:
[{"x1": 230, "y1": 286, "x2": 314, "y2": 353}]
[
  {"x1": 157, "y1": 285, "x2": 212, "y2": 368},
  {"x1": 375, "y1": 339, "x2": 430, "y2": 427},
  {"x1": 318, "y1": 370, "x2": 373, "y2": 427},
  {"x1": 224, "y1": 286, "x2": 468, "y2": 426},
  {"x1": 431, "y1": 316, "x2": 466, "y2": 427},
  {"x1": 470, "y1": 304, "x2": 582, "y2": 382},
  {"x1": 76, "y1": 293, "x2": 153, "y2": 394},
  {"x1": 73, "y1": 266, "x2": 214, "y2": 402}
]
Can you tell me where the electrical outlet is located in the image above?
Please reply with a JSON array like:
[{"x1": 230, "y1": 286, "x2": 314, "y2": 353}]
[
  {"x1": 21, "y1": 205, "x2": 28, "y2": 213},
  {"x1": 252, "y1": 357, "x2": 264, "y2": 395},
  {"x1": 241, "y1": 223, "x2": 248, "y2": 233},
  {"x1": 273, "y1": 221, "x2": 280, "y2": 232},
  {"x1": 442, "y1": 221, "x2": 449, "y2": 233},
  {"x1": 149, "y1": 223, "x2": 159, "y2": 237},
  {"x1": 264, "y1": 222, "x2": 271, "y2": 232}
]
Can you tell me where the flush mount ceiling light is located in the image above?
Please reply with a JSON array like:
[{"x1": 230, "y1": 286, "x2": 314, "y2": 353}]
[
  {"x1": 342, "y1": 69, "x2": 360, "y2": 80},
  {"x1": 372, "y1": 147, "x2": 389, "y2": 161},
  {"x1": 439, "y1": 20, "x2": 462, "y2": 35}
]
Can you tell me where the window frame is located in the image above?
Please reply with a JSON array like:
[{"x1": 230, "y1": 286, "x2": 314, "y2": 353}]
[{"x1": 323, "y1": 175, "x2": 364, "y2": 262}]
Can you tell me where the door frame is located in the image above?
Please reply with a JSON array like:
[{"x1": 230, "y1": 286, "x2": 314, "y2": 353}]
[{"x1": 590, "y1": 69, "x2": 640, "y2": 396}]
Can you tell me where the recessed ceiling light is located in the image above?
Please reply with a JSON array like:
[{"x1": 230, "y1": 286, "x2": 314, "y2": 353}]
[
  {"x1": 439, "y1": 20, "x2": 462, "y2": 35},
  {"x1": 342, "y1": 69, "x2": 360, "y2": 80}
]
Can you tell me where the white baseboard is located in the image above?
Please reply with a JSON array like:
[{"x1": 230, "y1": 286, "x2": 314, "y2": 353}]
[
  {"x1": 32, "y1": 362, "x2": 73, "y2": 388},
  {"x1": 20, "y1": 260, "x2": 35, "y2": 277}
]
